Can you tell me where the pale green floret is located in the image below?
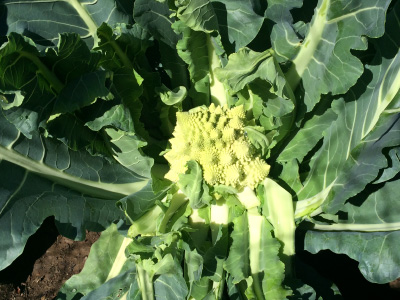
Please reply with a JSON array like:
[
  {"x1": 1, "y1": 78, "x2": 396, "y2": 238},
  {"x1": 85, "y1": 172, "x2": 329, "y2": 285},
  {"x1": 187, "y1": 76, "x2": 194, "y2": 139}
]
[
  {"x1": 210, "y1": 128, "x2": 221, "y2": 140},
  {"x1": 203, "y1": 138, "x2": 216, "y2": 150},
  {"x1": 232, "y1": 140, "x2": 251, "y2": 159},
  {"x1": 222, "y1": 127, "x2": 236, "y2": 142},
  {"x1": 217, "y1": 116, "x2": 228, "y2": 129},
  {"x1": 225, "y1": 163, "x2": 242, "y2": 186},
  {"x1": 203, "y1": 164, "x2": 221, "y2": 185},
  {"x1": 200, "y1": 149, "x2": 218, "y2": 166},
  {"x1": 245, "y1": 158, "x2": 270, "y2": 188},
  {"x1": 214, "y1": 105, "x2": 224, "y2": 115},
  {"x1": 228, "y1": 105, "x2": 246, "y2": 119},
  {"x1": 209, "y1": 113, "x2": 218, "y2": 124},
  {"x1": 204, "y1": 122, "x2": 214, "y2": 132},
  {"x1": 164, "y1": 103, "x2": 270, "y2": 189},
  {"x1": 219, "y1": 148, "x2": 234, "y2": 166},
  {"x1": 229, "y1": 116, "x2": 244, "y2": 129},
  {"x1": 215, "y1": 140, "x2": 225, "y2": 150}
]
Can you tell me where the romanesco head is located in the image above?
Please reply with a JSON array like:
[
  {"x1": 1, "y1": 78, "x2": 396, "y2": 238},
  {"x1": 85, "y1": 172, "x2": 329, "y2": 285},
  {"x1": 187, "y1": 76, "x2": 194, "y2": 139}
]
[{"x1": 164, "y1": 104, "x2": 270, "y2": 189}]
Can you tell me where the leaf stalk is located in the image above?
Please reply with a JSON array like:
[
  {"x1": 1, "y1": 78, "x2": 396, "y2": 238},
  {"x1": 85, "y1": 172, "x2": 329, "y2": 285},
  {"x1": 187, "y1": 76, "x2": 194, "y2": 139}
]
[{"x1": 20, "y1": 51, "x2": 64, "y2": 93}]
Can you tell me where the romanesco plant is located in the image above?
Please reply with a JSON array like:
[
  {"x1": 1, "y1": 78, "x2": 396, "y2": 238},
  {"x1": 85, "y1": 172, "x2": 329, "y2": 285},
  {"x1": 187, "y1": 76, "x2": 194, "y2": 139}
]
[{"x1": 164, "y1": 103, "x2": 270, "y2": 189}]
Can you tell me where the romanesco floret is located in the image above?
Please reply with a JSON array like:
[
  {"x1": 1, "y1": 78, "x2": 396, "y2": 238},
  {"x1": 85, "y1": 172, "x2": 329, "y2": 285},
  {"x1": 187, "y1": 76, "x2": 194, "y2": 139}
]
[{"x1": 164, "y1": 104, "x2": 270, "y2": 189}]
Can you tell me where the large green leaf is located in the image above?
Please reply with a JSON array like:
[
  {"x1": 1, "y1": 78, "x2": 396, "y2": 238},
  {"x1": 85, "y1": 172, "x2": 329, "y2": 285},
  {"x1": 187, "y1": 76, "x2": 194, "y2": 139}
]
[
  {"x1": 266, "y1": 0, "x2": 303, "y2": 63},
  {"x1": 174, "y1": 22, "x2": 211, "y2": 106},
  {"x1": 216, "y1": 48, "x2": 295, "y2": 146},
  {"x1": 176, "y1": 0, "x2": 218, "y2": 33},
  {"x1": 0, "y1": 116, "x2": 148, "y2": 195},
  {"x1": 0, "y1": 114, "x2": 149, "y2": 270},
  {"x1": 175, "y1": 0, "x2": 265, "y2": 51},
  {"x1": 277, "y1": 108, "x2": 337, "y2": 164},
  {"x1": 1, "y1": 0, "x2": 132, "y2": 47},
  {"x1": 223, "y1": 213, "x2": 251, "y2": 285},
  {"x1": 44, "y1": 33, "x2": 102, "y2": 83},
  {"x1": 154, "y1": 273, "x2": 188, "y2": 300},
  {"x1": 0, "y1": 33, "x2": 46, "y2": 90},
  {"x1": 175, "y1": 34, "x2": 207, "y2": 83},
  {"x1": 0, "y1": 160, "x2": 127, "y2": 271},
  {"x1": 184, "y1": 248, "x2": 205, "y2": 297},
  {"x1": 133, "y1": 0, "x2": 179, "y2": 49},
  {"x1": 304, "y1": 178, "x2": 400, "y2": 284},
  {"x1": 210, "y1": 0, "x2": 265, "y2": 51},
  {"x1": 215, "y1": 49, "x2": 276, "y2": 94},
  {"x1": 0, "y1": 33, "x2": 109, "y2": 142},
  {"x1": 0, "y1": 33, "x2": 57, "y2": 137},
  {"x1": 85, "y1": 104, "x2": 136, "y2": 133},
  {"x1": 97, "y1": 22, "x2": 153, "y2": 70},
  {"x1": 323, "y1": 113, "x2": 400, "y2": 213},
  {"x1": 283, "y1": 0, "x2": 391, "y2": 112},
  {"x1": 53, "y1": 70, "x2": 109, "y2": 114},
  {"x1": 285, "y1": 2, "x2": 400, "y2": 214}
]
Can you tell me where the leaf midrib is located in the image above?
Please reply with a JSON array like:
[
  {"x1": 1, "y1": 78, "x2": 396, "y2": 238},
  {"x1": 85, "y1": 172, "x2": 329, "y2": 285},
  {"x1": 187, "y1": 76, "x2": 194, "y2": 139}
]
[{"x1": 0, "y1": 144, "x2": 149, "y2": 199}]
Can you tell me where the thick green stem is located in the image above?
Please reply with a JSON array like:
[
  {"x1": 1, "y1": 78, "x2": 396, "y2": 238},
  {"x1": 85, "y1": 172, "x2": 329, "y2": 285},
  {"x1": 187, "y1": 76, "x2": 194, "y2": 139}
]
[
  {"x1": 237, "y1": 187, "x2": 261, "y2": 209},
  {"x1": 285, "y1": 0, "x2": 330, "y2": 91},
  {"x1": 98, "y1": 33, "x2": 134, "y2": 69},
  {"x1": 209, "y1": 270, "x2": 227, "y2": 299},
  {"x1": 308, "y1": 222, "x2": 400, "y2": 232},
  {"x1": 262, "y1": 178, "x2": 296, "y2": 276},
  {"x1": 69, "y1": 0, "x2": 99, "y2": 47},
  {"x1": 210, "y1": 200, "x2": 229, "y2": 245},
  {"x1": 137, "y1": 264, "x2": 154, "y2": 300},
  {"x1": 20, "y1": 51, "x2": 64, "y2": 93},
  {"x1": 111, "y1": 40, "x2": 134, "y2": 69},
  {"x1": 247, "y1": 207, "x2": 265, "y2": 300},
  {"x1": 206, "y1": 35, "x2": 228, "y2": 107}
]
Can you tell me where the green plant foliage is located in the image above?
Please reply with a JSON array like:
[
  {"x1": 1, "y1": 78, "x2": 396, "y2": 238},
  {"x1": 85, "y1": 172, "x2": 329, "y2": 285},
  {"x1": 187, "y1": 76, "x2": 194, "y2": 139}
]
[{"x1": 0, "y1": 0, "x2": 399, "y2": 299}]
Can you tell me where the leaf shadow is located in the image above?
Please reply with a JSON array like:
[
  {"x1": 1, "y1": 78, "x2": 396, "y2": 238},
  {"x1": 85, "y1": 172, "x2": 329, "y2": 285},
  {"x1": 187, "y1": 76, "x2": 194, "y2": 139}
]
[
  {"x1": 345, "y1": 164, "x2": 400, "y2": 209},
  {"x1": 211, "y1": 1, "x2": 235, "y2": 55},
  {"x1": 0, "y1": 216, "x2": 58, "y2": 284},
  {"x1": 0, "y1": 4, "x2": 7, "y2": 45},
  {"x1": 22, "y1": 29, "x2": 55, "y2": 48}
]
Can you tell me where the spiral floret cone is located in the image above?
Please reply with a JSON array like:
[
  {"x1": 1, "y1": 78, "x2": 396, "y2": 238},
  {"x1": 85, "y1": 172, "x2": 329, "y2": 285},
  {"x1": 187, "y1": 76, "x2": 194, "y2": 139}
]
[{"x1": 164, "y1": 104, "x2": 270, "y2": 189}]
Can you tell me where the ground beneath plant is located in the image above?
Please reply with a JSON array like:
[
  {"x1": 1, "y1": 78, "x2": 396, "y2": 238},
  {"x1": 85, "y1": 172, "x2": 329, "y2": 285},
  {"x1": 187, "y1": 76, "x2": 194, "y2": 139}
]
[
  {"x1": 0, "y1": 217, "x2": 100, "y2": 300},
  {"x1": 0, "y1": 217, "x2": 399, "y2": 300}
]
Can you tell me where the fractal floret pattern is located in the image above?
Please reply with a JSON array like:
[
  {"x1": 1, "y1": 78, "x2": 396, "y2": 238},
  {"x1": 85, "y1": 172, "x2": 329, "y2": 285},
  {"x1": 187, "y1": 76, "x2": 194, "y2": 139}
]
[{"x1": 164, "y1": 104, "x2": 270, "y2": 189}]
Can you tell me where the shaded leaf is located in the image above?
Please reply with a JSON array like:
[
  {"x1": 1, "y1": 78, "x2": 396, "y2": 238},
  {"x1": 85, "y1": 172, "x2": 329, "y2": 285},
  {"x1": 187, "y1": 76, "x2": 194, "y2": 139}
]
[
  {"x1": 284, "y1": 0, "x2": 391, "y2": 112},
  {"x1": 2, "y1": 0, "x2": 133, "y2": 48}
]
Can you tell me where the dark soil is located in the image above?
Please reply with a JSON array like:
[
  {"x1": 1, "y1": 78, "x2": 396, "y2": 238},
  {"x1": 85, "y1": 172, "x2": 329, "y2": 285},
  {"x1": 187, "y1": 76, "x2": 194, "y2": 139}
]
[
  {"x1": 0, "y1": 217, "x2": 399, "y2": 300},
  {"x1": 0, "y1": 217, "x2": 100, "y2": 300}
]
